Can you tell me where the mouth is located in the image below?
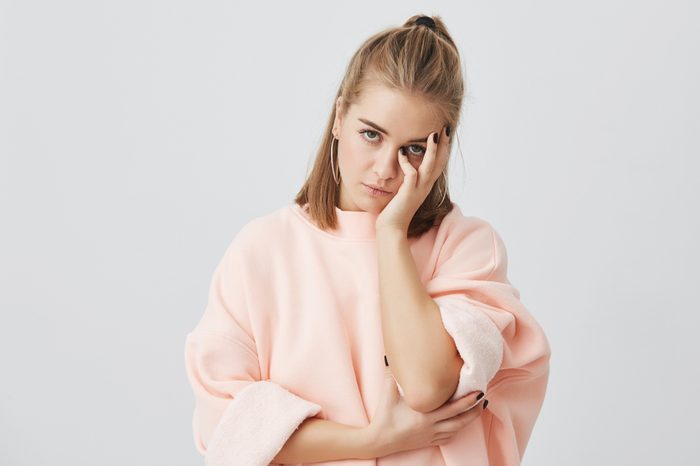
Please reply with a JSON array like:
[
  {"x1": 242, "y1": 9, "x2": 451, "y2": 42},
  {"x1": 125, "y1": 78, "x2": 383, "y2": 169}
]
[{"x1": 363, "y1": 183, "x2": 392, "y2": 196}]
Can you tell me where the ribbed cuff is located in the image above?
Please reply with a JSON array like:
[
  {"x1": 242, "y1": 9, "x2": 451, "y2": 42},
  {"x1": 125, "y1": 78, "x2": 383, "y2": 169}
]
[
  {"x1": 434, "y1": 295, "x2": 504, "y2": 402},
  {"x1": 205, "y1": 380, "x2": 322, "y2": 466}
]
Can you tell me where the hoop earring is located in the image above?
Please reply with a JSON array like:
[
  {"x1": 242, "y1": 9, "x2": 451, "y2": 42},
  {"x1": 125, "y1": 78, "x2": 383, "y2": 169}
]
[
  {"x1": 330, "y1": 136, "x2": 340, "y2": 185},
  {"x1": 438, "y1": 170, "x2": 448, "y2": 206}
]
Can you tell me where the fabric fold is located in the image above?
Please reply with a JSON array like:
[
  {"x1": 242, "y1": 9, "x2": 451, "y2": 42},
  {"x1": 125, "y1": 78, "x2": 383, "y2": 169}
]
[{"x1": 422, "y1": 212, "x2": 551, "y2": 464}]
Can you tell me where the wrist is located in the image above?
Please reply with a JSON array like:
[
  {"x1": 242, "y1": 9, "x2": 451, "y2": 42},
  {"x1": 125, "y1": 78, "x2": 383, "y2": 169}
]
[
  {"x1": 360, "y1": 425, "x2": 386, "y2": 459},
  {"x1": 376, "y1": 224, "x2": 407, "y2": 241}
]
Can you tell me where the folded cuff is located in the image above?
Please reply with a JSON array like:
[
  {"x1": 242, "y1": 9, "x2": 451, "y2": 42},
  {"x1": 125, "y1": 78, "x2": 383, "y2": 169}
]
[
  {"x1": 205, "y1": 380, "x2": 322, "y2": 466},
  {"x1": 434, "y1": 295, "x2": 504, "y2": 402}
]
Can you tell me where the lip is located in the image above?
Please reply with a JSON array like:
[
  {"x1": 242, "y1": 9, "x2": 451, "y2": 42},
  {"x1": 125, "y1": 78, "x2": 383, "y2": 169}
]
[
  {"x1": 363, "y1": 183, "x2": 391, "y2": 193},
  {"x1": 363, "y1": 183, "x2": 392, "y2": 196}
]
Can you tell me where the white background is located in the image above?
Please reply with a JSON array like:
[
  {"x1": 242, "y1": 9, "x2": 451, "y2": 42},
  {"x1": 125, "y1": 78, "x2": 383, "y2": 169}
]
[{"x1": 1, "y1": 1, "x2": 698, "y2": 464}]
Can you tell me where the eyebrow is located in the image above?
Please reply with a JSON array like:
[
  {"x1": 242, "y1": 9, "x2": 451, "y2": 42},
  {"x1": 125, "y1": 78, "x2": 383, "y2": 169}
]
[{"x1": 358, "y1": 118, "x2": 430, "y2": 143}]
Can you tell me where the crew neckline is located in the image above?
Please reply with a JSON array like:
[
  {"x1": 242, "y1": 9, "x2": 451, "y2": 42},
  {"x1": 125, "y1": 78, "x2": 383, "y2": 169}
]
[{"x1": 289, "y1": 203, "x2": 380, "y2": 241}]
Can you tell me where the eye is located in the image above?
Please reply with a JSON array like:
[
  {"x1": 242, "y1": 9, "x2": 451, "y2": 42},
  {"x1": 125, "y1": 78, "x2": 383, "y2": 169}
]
[
  {"x1": 359, "y1": 129, "x2": 381, "y2": 143},
  {"x1": 406, "y1": 144, "x2": 426, "y2": 157},
  {"x1": 358, "y1": 129, "x2": 426, "y2": 157}
]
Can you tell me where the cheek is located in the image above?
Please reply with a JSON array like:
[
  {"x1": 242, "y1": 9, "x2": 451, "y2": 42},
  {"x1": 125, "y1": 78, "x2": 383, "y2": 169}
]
[{"x1": 338, "y1": 137, "x2": 371, "y2": 174}]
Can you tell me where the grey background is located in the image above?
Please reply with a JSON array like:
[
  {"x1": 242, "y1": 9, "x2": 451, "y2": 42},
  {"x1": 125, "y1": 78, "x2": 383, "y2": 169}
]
[{"x1": 1, "y1": 0, "x2": 698, "y2": 464}]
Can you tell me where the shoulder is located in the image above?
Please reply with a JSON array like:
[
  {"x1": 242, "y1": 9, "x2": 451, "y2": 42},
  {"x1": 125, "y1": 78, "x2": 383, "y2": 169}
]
[
  {"x1": 436, "y1": 204, "x2": 501, "y2": 250},
  {"x1": 433, "y1": 203, "x2": 509, "y2": 280},
  {"x1": 221, "y1": 204, "x2": 296, "y2": 261}
]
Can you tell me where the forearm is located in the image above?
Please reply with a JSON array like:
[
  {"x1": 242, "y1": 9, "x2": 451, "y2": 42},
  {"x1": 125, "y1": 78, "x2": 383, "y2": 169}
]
[
  {"x1": 272, "y1": 417, "x2": 377, "y2": 463},
  {"x1": 377, "y1": 227, "x2": 462, "y2": 411}
]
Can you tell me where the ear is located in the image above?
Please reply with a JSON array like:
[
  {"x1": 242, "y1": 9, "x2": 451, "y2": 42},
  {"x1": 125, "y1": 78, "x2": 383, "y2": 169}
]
[{"x1": 332, "y1": 96, "x2": 345, "y2": 138}]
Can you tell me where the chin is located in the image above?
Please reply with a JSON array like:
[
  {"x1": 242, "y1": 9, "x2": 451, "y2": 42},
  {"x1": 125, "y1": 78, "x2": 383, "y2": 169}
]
[{"x1": 358, "y1": 197, "x2": 387, "y2": 214}]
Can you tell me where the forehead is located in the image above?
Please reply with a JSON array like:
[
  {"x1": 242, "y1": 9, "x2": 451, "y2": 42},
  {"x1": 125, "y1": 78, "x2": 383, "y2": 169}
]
[{"x1": 349, "y1": 83, "x2": 443, "y2": 136}]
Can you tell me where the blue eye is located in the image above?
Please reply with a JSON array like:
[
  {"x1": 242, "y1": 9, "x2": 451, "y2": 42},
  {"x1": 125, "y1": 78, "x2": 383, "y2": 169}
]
[
  {"x1": 406, "y1": 145, "x2": 426, "y2": 157},
  {"x1": 360, "y1": 129, "x2": 381, "y2": 143},
  {"x1": 358, "y1": 129, "x2": 426, "y2": 157}
]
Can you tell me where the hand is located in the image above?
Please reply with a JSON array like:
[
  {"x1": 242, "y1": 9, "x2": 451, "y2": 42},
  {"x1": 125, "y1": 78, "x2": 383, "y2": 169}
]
[
  {"x1": 366, "y1": 365, "x2": 487, "y2": 458},
  {"x1": 375, "y1": 124, "x2": 451, "y2": 233}
]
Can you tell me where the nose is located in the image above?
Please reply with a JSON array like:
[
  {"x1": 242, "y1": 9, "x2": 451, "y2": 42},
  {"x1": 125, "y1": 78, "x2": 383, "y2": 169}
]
[{"x1": 372, "y1": 145, "x2": 401, "y2": 182}]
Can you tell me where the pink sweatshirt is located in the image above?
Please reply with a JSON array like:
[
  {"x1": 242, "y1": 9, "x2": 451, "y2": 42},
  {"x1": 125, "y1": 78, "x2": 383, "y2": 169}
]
[{"x1": 184, "y1": 201, "x2": 551, "y2": 466}]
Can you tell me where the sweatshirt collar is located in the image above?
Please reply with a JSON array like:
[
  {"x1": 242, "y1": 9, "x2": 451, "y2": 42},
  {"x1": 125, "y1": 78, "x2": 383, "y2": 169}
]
[
  {"x1": 291, "y1": 203, "x2": 380, "y2": 241},
  {"x1": 332, "y1": 205, "x2": 380, "y2": 240}
]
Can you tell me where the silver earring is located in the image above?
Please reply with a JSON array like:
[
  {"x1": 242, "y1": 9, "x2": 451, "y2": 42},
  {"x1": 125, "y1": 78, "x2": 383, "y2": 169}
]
[
  {"x1": 438, "y1": 170, "x2": 448, "y2": 205},
  {"x1": 330, "y1": 136, "x2": 340, "y2": 185}
]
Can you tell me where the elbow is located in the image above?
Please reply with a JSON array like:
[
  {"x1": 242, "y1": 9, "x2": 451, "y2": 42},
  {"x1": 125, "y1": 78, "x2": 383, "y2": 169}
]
[
  {"x1": 403, "y1": 357, "x2": 463, "y2": 413},
  {"x1": 404, "y1": 380, "x2": 459, "y2": 413},
  {"x1": 393, "y1": 374, "x2": 438, "y2": 413},
  {"x1": 403, "y1": 386, "x2": 443, "y2": 413}
]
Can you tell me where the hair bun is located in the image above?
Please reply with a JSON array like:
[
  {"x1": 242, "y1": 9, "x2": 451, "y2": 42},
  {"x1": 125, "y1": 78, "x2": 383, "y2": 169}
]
[{"x1": 414, "y1": 16, "x2": 436, "y2": 31}]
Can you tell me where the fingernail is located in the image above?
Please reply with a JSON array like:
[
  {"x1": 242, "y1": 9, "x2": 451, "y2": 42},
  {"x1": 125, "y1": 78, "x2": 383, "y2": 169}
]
[
  {"x1": 483, "y1": 399, "x2": 489, "y2": 409},
  {"x1": 446, "y1": 125, "x2": 451, "y2": 137},
  {"x1": 384, "y1": 354, "x2": 389, "y2": 366},
  {"x1": 433, "y1": 132, "x2": 439, "y2": 144},
  {"x1": 400, "y1": 147, "x2": 406, "y2": 156},
  {"x1": 476, "y1": 392, "x2": 484, "y2": 401}
]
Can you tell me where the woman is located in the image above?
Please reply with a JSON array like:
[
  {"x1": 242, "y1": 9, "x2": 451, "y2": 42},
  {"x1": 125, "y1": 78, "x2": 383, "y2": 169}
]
[{"x1": 184, "y1": 14, "x2": 551, "y2": 466}]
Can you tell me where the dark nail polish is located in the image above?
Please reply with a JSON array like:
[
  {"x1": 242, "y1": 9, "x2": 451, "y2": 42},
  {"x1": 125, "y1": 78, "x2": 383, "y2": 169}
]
[
  {"x1": 483, "y1": 399, "x2": 489, "y2": 409},
  {"x1": 446, "y1": 125, "x2": 451, "y2": 137},
  {"x1": 433, "y1": 132, "x2": 438, "y2": 144},
  {"x1": 476, "y1": 392, "x2": 484, "y2": 401},
  {"x1": 384, "y1": 355, "x2": 389, "y2": 366}
]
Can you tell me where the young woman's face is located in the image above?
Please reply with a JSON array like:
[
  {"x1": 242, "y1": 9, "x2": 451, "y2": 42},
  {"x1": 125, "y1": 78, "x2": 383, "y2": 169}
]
[{"x1": 332, "y1": 83, "x2": 445, "y2": 213}]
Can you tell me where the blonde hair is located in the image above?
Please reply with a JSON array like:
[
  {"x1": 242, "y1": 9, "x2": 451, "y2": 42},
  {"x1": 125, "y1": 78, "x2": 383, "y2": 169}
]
[{"x1": 294, "y1": 14, "x2": 465, "y2": 239}]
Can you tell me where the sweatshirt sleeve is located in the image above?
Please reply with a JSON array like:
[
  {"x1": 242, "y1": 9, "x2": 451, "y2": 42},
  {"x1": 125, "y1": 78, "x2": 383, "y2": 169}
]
[
  {"x1": 184, "y1": 234, "x2": 322, "y2": 466},
  {"x1": 425, "y1": 216, "x2": 551, "y2": 464}
]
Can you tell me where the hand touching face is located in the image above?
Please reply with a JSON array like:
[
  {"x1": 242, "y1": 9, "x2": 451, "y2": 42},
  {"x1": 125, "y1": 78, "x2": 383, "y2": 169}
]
[{"x1": 332, "y1": 83, "x2": 450, "y2": 214}]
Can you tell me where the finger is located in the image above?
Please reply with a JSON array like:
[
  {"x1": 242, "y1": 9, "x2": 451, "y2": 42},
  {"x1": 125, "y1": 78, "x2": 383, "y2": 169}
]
[
  {"x1": 431, "y1": 435, "x2": 453, "y2": 445},
  {"x1": 432, "y1": 125, "x2": 450, "y2": 179},
  {"x1": 453, "y1": 393, "x2": 485, "y2": 418},
  {"x1": 429, "y1": 390, "x2": 485, "y2": 421},
  {"x1": 434, "y1": 397, "x2": 486, "y2": 432},
  {"x1": 398, "y1": 148, "x2": 418, "y2": 187},
  {"x1": 463, "y1": 392, "x2": 486, "y2": 412},
  {"x1": 462, "y1": 396, "x2": 487, "y2": 414},
  {"x1": 454, "y1": 390, "x2": 485, "y2": 413},
  {"x1": 417, "y1": 131, "x2": 439, "y2": 182},
  {"x1": 431, "y1": 437, "x2": 452, "y2": 447}
]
